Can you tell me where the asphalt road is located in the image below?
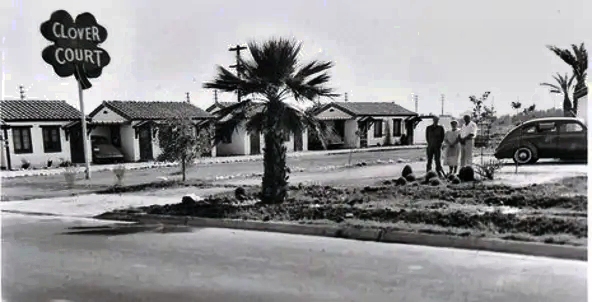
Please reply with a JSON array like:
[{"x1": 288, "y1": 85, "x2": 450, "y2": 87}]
[
  {"x1": 2, "y1": 213, "x2": 586, "y2": 302},
  {"x1": 1, "y1": 148, "x2": 423, "y2": 201}
]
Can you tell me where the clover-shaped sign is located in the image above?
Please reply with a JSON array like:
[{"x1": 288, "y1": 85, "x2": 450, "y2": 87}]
[{"x1": 40, "y1": 10, "x2": 111, "y2": 89}]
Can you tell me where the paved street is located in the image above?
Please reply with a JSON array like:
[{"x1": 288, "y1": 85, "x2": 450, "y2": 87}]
[{"x1": 2, "y1": 213, "x2": 586, "y2": 302}]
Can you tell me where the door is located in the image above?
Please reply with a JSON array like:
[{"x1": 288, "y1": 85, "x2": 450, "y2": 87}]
[
  {"x1": 250, "y1": 132, "x2": 261, "y2": 155},
  {"x1": 110, "y1": 125, "x2": 121, "y2": 148},
  {"x1": 69, "y1": 126, "x2": 85, "y2": 164},
  {"x1": 294, "y1": 131, "x2": 303, "y2": 151},
  {"x1": 138, "y1": 126, "x2": 154, "y2": 161},
  {"x1": 357, "y1": 121, "x2": 368, "y2": 148},
  {"x1": 557, "y1": 121, "x2": 587, "y2": 160},
  {"x1": 522, "y1": 122, "x2": 559, "y2": 158}
]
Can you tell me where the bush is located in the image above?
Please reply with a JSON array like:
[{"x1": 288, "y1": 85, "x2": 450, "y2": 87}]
[
  {"x1": 59, "y1": 159, "x2": 73, "y2": 168},
  {"x1": 113, "y1": 165, "x2": 126, "y2": 186},
  {"x1": 451, "y1": 176, "x2": 461, "y2": 184},
  {"x1": 402, "y1": 165, "x2": 413, "y2": 178},
  {"x1": 64, "y1": 166, "x2": 78, "y2": 188},
  {"x1": 395, "y1": 177, "x2": 407, "y2": 186},
  {"x1": 458, "y1": 166, "x2": 475, "y2": 182},
  {"x1": 475, "y1": 159, "x2": 503, "y2": 180},
  {"x1": 429, "y1": 178, "x2": 443, "y2": 186},
  {"x1": 20, "y1": 159, "x2": 31, "y2": 170},
  {"x1": 425, "y1": 170, "x2": 438, "y2": 180},
  {"x1": 405, "y1": 173, "x2": 416, "y2": 182}
]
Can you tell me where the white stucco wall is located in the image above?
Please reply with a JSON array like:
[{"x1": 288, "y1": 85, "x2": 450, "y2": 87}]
[
  {"x1": 577, "y1": 94, "x2": 587, "y2": 125},
  {"x1": 1, "y1": 121, "x2": 83, "y2": 169},
  {"x1": 315, "y1": 106, "x2": 354, "y2": 120},
  {"x1": 365, "y1": 116, "x2": 413, "y2": 147},
  {"x1": 120, "y1": 124, "x2": 137, "y2": 161},
  {"x1": 216, "y1": 125, "x2": 248, "y2": 156},
  {"x1": 414, "y1": 116, "x2": 455, "y2": 144},
  {"x1": 91, "y1": 106, "x2": 128, "y2": 123}
]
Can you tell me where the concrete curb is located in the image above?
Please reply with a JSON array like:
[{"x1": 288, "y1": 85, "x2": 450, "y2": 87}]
[
  {"x1": 96, "y1": 212, "x2": 587, "y2": 261},
  {"x1": 1, "y1": 145, "x2": 425, "y2": 179}
]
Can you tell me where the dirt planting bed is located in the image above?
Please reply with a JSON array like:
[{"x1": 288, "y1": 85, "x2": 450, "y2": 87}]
[{"x1": 104, "y1": 176, "x2": 588, "y2": 246}]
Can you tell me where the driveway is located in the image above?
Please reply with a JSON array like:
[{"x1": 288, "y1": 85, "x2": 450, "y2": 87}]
[{"x1": 2, "y1": 213, "x2": 586, "y2": 302}]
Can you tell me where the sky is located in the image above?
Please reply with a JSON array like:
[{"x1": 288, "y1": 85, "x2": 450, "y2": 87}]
[{"x1": 1, "y1": 0, "x2": 590, "y2": 116}]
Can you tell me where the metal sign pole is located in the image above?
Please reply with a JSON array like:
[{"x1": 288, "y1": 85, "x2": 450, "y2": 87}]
[{"x1": 77, "y1": 80, "x2": 91, "y2": 179}]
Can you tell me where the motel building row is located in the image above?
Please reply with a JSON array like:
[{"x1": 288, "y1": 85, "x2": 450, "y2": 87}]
[{"x1": 0, "y1": 98, "x2": 429, "y2": 170}]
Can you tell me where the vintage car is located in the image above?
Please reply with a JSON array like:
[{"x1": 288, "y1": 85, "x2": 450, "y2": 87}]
[
  {"x1": 91, "y1": 135, "x2": 125, "y2": 164},
  {"x1": 494, "y1": 117, "x2": 587, "y2": 164}
]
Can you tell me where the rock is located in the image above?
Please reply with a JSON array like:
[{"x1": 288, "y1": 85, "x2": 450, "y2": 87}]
[
  {"x1": 181, "y1": 194, "x2": 203, "y2": 205},
  {"x1": 402, "y1": 165, "x2": 413, "y2": 178},
  {"x1": 458, "y1": 166, "x2": 475, "y2": 182},
  {"x1": 410, "y1": 181, "x2": 420, "y2": 187},
  {"x1": 395, "y1": 177, "x2": 408, "y2": 186},
  {"x1": 405, "y1": 173, "x2": 416, "y2": 182},
  {"x1": 451, "y1": 176, "x2": 461, "y2": 184},
  {"x1": 447, "y1": 174, "x2": 456, "y2": 181}
]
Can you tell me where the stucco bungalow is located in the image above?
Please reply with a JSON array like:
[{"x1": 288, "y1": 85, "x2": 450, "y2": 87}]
[
  {"x1": 87, "y1": 100, "x2": 214, "y2": 162},
  {"x1": 312, "y1": 102, "x2": 420, "y2": 149},
  {"x1": 206, "y1": 100, "x2": 308, "y2": 156},
  {"x1": 0, "y1": 100, "x2": 87, "y2": 170}
]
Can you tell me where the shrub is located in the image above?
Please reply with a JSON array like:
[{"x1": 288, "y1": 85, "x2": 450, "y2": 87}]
[
  {"x1": 47, "y1": 159, "x2": 53, "y2": 168},
  {"x1": 475, "y1": 159, "x2": 503, "y2": 180},
  {"x1": 458, "y1": 166, "x2": 475, "y2": 182},
  {"x1": 425, "y1": 170, "x2": 438, "y2": 180},
  {"x1": 429, "y1": 178, "x2": 443, "y2": 186},
  {"x1": 395, "y1": 177, "x2": 407, "y2": 186},
  {"x1": 113, "y1": 165, "x2": 126, "y2": 186},
  {"x1": 64, "y1": 166, "x2": 78, "y2": 189},
  {"x1": 20, "y1": 158, "x2": 31, "y2": 170},
  {"x1": 405, "y1": 173, "x2": 416, "y2": 182},
  {"x1": 402, "y1": 165, "x2": 413, "y2": 178},
  {"x1": 451, "y1": 176, "x2": 461, "y2": 184},
  {"x1": 59, "y1": 158, "x2": 73, "y2": 168}
]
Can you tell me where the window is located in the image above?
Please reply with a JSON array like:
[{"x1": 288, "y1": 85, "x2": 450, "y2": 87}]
[
  {"x1": 373, "y1": 120, "x2": 383, "y2": 137},
  {"x1": 560, "y1": 122, "x2": 584, "y2": 133},
  {"x1": 392, "y1": 119, "x2": 402, "y2": 136},
  {"x1": 537, "y1": 122, "x2": 557, "y2": 133},
  {"x1": 12, "y1": 127, "x2": 32, "y2": 154},
  {"x1": 42, "y1": 126, "x2": 62, "y2": 153}
]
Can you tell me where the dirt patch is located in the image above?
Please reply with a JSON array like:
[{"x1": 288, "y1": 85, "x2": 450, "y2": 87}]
[{"x1": 100, "y1": 176, "x2": 587, "y2": 246}]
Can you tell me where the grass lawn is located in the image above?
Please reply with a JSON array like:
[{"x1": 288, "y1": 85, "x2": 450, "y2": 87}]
[{"x1": 101, "y1": 175, "x2": 588, "y2": 247}]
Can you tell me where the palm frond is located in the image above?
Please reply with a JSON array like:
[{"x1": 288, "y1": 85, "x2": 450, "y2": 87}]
[{"x1": 540, "y1": 82, "x2": 560, "y2": 91}]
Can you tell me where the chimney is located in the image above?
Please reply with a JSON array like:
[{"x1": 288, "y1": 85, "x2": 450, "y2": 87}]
[
  {"x1": 344, "y1": 92, "x2": 348, "y2": 102},
  {"x1": 186, "y1": 92, "x2": 190, "y2": 103},
  {"x1": 214, "y1": 90, "x2": 219, "y2": 104},
  {"x1": 19, "y1": 85, "x2": 25, "y2": 100}
]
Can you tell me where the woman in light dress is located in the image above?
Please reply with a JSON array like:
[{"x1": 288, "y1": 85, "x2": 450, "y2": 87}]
[{"x1": 443, "y1": 120, "x2": 461, "y2": 175}]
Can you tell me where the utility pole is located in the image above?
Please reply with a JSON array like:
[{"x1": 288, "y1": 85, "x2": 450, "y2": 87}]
[
  {"x1": 413, "y1": 94, "x2": 419, "y2": 113},
  {"x1": 19, "y1": 85, "x2": 25, "y2": 100},
  {"x1": 344, "y1": 92, "x2": 348, "y2": 102},
  {"x1": 186, "y1": 92, "x2": 190, "y2": 103},
  {"x1": 441, "y1": 94, "x2": 445, "y2": 116},
  {"x1": 228, "y1": 44, "x2": 248, "y2": 102}
]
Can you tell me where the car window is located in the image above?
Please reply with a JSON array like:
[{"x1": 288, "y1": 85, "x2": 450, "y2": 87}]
[
  {"x1": 537, "y1": 122, "x2": 557, "y2": 133},
  {"x1": 559, "y1": 122, "x2": 584, "y2": 133},
  {"x1": 523, "y1": 125, "x2": 537, "y2": 134}
]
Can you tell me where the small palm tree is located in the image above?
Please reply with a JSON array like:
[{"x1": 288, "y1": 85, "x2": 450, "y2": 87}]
[
  {"x1": 540, "y1": 73, "x2": 576, "y2": 117},
  {"x1": 547, "y1": 43, "x2": 588, "y2": 112},
  {"x1": 203, "y1": 37, "x2": 338, "y2": 204}
]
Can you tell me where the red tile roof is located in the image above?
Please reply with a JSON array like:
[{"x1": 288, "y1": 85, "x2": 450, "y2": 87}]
[
  {"x1": 91, "y1": 101, "x2": 212, "y2": 120},
  {"x1": 0, "y1": 100, "x2": 82, "y2": 121}
]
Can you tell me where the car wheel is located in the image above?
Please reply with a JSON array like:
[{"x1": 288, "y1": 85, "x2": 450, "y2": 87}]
[{"x1": 513, "y1": 147, "x2": 537, "y2": 164}]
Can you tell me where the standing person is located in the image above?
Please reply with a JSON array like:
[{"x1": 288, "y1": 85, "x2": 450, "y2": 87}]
[
  {"x1": 459, "y1": 115, "x2": 478, "y2": 167},
  {"x1": 443, "y1": 120, "x2": 461, "y2": 175},
  {"x1": 425, "y1": 116, "x2": 445, "y2": 177}
]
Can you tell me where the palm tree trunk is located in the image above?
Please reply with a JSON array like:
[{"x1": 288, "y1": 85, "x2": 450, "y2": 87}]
[
  {"x1": 563, "y1": 94, "x2": 573, "y2": 117},
  {"x1": 261, "y1": 102, "x2": 289, "y2": 204},
  {"x1": 572, "y1": 81, "x2": 585, "y2": 114}
]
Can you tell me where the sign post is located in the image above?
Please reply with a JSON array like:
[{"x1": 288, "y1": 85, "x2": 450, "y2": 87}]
[{"x1": 40, "y1": 10, "x2": 111, "y2": 180}]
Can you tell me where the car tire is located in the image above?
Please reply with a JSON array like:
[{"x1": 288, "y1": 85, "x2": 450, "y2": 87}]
[{"x1": 513, "y1": 147, "x2": 537, "y2": 164}]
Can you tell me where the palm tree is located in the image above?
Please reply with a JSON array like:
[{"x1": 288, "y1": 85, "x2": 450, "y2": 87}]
[
  {"x1": 203, "y1": 38, "x2": 338, "y2": 204},
  {"x1": 547, "y1": 43, "x2": 588, "y2": 112},
  {"x1": 540, "y1": 73, "x2": 576, "y2": 117}
]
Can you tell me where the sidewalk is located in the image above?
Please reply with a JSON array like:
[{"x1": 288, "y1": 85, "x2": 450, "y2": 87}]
[{"x1": 0, "y1": 145, "x2": 425, "y2": 179}]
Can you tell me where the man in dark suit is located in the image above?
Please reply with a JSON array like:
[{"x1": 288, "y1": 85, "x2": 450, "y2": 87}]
[{"x1": 425, "y1": 116, "x2": 445, "y2": 177}]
